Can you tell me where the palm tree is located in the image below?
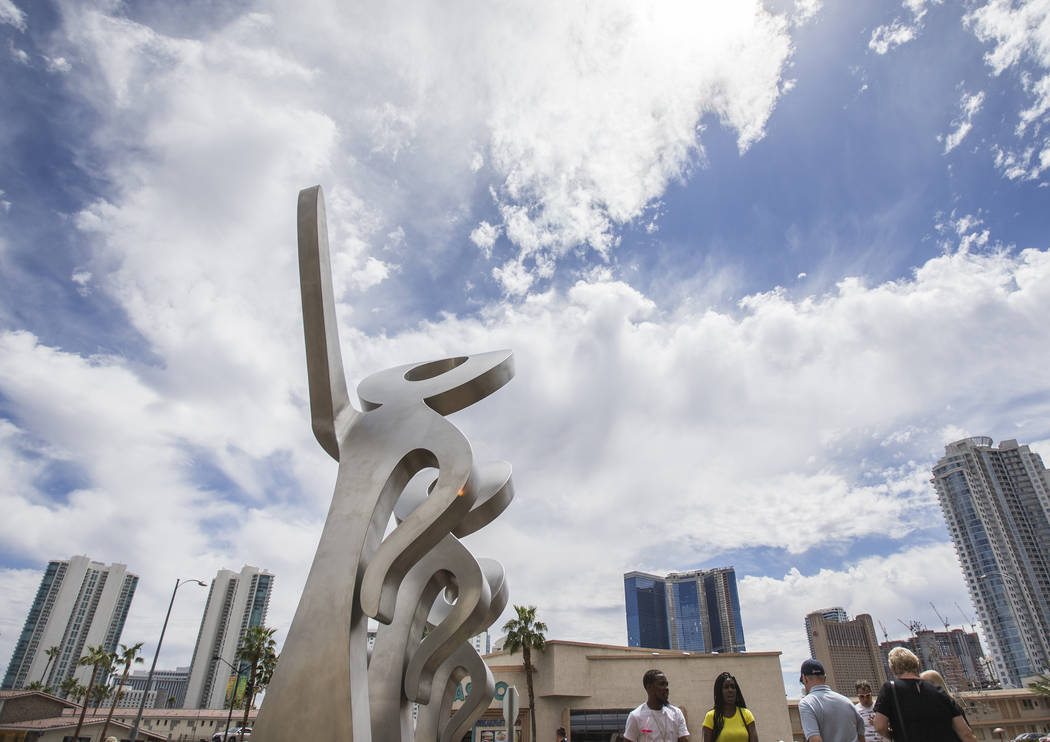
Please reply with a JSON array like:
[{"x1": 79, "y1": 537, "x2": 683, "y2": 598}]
[
  {"x1": 502, "y1": 605, "x2": 548, "y2": 742},
  {"x1": 1029, "y1": 673, "x2": 1050, "y2": 697},
  {"x1": 70, "y1": 645, "x2": 113, "y2": 742},
  {"x1": 235, "y1": 626, "x2": 278, "y2": 740},
  {"x1": 59, "y1": 676, "x2": 86, "y2": 702},
  {"x1": 90, "y1": 682, "x2": 111, "y2": 708},
  {"x1": 39, "y1": 645, "x2": 60, "y2": 685},
  {"x1": 100, "y1": 641, "x2": 144, "y2": 742}
]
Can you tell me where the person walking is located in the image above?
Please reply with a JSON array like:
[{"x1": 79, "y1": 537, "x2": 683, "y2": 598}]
[
  {"x1": 624, "y1": 669, "x2": 690, "y2": 742},
  {"x1": 702, "y1": 671, "x2": 757, "y2": 742},
  {"x1": 853, "y1": 681, "x2": 887, "y2": 742},
  {"x1": 873, "y1": 648, "x2": 977, "y2": 742},
  {"x1": 797, "y1": 660, "x2": 864, "y2": 742}
]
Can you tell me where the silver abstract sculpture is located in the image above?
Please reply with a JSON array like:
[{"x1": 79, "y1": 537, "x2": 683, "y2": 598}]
[{"x1": 252, "y1": 186, "x2": 514, "y2": 742}]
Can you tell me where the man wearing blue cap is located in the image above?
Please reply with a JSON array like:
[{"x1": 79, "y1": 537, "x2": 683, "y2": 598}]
[{"x1": 797, "y1": 659, "x2": 864, "y2": 742}]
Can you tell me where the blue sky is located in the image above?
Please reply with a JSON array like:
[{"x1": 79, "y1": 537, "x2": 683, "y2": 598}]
[{"x1": 2, "y1": 0, "x2": 1049, "y2": 695}]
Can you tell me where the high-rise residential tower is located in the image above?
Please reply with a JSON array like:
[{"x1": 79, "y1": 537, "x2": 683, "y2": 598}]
[
  {"x1": 804, "y1": 609, "x2": 887, "y2": 695},
  {"x1": 184, "y1": 565, "x2": 273, "y2": 709},
  {"x1": 2, "y1": 555, "x2": 138, "y2": 692},
  {"x1": 932, "y1": 436, "x2": 1050, "y2": 687},
  {"x1": 624, "y1": 568, "x2": 746, "y2": 653}
]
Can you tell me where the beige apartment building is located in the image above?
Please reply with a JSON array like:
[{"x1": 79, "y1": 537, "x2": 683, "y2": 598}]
[{"x1": 804, "y1": 610, "x2": 887, "y2": 696}]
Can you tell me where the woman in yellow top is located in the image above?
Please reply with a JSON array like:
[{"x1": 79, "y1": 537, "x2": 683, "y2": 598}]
[{"x1": 702, "y1": 672, "x2": 758, "y2": 742}]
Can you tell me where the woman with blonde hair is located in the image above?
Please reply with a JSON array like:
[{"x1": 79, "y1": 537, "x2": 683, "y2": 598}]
[
  {"x1": 919, "y1": 669, "x2": 948, "y2": 691},
  {"x1": 873, "y1": 648, "x2": 977, "y2": 742}
]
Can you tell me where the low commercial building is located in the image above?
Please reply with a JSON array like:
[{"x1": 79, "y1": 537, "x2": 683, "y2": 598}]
[
  {"x1": 69, "y1": 707, "x2": 259, "y2": 741},
  {"x1": 0, "y1": 689, "x2": 165, "y2": 742},
  {"x1": 456, "y1": 640, "x2": 793, "y2": 742}
]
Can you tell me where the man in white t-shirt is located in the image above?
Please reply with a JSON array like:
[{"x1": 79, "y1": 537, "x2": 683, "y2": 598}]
[
  {"x1": 853, "y1": 681, "x2": 888, "y2": 742},
  {"x1": 624, "y1": 669, "x2": 690, "y2": 742}
]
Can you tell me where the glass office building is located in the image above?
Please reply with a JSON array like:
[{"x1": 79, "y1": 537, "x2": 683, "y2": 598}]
[
  {"x1": 624, "y1": 568, "x2": 745, "y2": 652},
  {"x1": 932, "y1": 437, "x2": 1050, "y2": 687}
]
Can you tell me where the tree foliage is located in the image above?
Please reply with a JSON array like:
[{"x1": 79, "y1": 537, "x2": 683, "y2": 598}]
[
  {"x1": 71, "y1": 645, "x2": 113, "y2": 742},
  {"x1": 39, "y1": 645, "x2": 60, "y2": 685},
  {"x1": 1029, "y1": 673, "x2": 1050, "y2": 697},
  {"x1": 101, "y1": 641, "x2": 144, "y2": 742},
  {"x1": 235, "y1": 626, "x2": 278, "y2": 740},
  {"x1": 60, "y1": 676, "x2": 86, "y2": 702},
  {"x1": 502, "y1": 605, "x2": 548, "y2": 742}
]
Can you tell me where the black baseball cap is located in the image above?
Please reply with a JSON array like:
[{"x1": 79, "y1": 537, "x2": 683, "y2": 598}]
[{"x1": 800, "y1": 659, "x2": 825, "y2": 680}]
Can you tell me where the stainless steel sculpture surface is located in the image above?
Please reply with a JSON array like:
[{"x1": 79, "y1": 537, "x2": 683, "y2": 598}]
[{"x1": 252, "y1": 186, "x2": 514, "y2": 742}]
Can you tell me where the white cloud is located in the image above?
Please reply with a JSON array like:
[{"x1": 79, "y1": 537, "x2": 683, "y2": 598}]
[
  {"x1": 351, "y1": 256, "x2": 390, "y2": 290},
  {"x1": 39, "y1": 0, "x2": 801, "y2": 303},
  {"x1": 470, "y1": 221, "x2": 500, "y2": 257},
  {"x1": 491, "y1": 256, "x2": 534, "y2": 296},
  {"x1": 869, "y1": 0, "x2": 942, "y2": 55},
  {"x1": 0, "y1": 567, "x2": 42, "y2": 655},
  {"x1": 792, "y1": 0, "x2": 823, "y2": 26},
  {"x1": 480, "y1": 2, "x2": 792, "y2": 269},
  {"x1": 967, "y1": 0, "x2": 1050, "y2": 75},
  {"x1": 71, "y1": 269, "x2": 92, "y2": 296},
  {"x1": 8, "y1": 40, "x2": 29, "y2": 65},
  {"x1": 870, "y1": 19, "x2": 920, "y2": 55},
  {"x1": 903, "y1": 0, "x2": 941, "y2": 21},
  {"x1": 1017, "y1": 74, "x2": 1050, "y2": 134},
  {"x1": 0, "y1": 0, "x2": 25, "y2": 31},
  {"x1": 966, "y1": 0, "x2": 1050, "y2": 179},
  {"x1": 942, "y1": 91, "x2": 986, "y2": 153},
  {"x1": 44, "y1": 55, "x2": 72, "y2": 73}
]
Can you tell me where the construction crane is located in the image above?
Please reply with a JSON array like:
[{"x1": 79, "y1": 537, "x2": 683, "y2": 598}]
[
  {"x1": 930, "y1": 602, "x2": 951, "y2": 632},
  {"x1": 955, "y1": 602, "x2": 978, "y2": 635},
  {"x1": 898, "y1": 618, "x2": 925, "y2": 635},
  {"x1": 877, "y1": 619, "x2": 890, "y2": 643}
]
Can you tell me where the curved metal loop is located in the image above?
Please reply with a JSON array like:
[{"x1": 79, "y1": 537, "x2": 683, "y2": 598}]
[
  {"x1": 357, "y1": 349, "x2": 514, "y2": 416},
  {"x1": 359, "y1": 420, "x2": 476, "y2": 624},
  {"x1": 403, "y1": 552, "x2": 489, "y2": 705},
  {"x1": 414, "y1": 644, "x2": 495, "y2": 742}
]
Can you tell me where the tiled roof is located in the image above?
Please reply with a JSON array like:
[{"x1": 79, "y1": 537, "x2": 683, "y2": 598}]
[
  {"x1": 70, "y1": 708, "x2": 260, "y2": 719},
  {"x1": 0, "y1": 717, "x2": 164, "y2": 739},
  {"x1": 0, "y1": 689, "x2": 77, "y2": 707}
]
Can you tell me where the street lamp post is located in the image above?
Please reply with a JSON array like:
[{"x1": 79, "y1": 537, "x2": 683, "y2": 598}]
[
  {"x1": 214, "y1": 655, "x2": 248, "y2": 742},
  {"x1": 129, "y1": 577, "x2": 207, "y2": 741}
]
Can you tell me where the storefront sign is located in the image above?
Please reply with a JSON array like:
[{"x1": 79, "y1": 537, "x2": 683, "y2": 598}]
[{"x1": 454, "y1": 680, "x2": 510, "y2": 702}]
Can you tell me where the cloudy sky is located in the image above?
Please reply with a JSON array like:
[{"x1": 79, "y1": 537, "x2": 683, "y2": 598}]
[{"x1": 2, "y1": 0, "x2": 1049, "y2": 697}]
